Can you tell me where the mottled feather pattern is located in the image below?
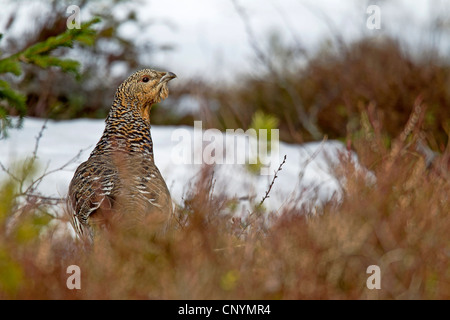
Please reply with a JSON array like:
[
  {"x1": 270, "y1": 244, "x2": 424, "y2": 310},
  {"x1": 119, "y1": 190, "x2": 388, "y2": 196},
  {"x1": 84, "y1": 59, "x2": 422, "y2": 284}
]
[{"x1": 68, "y1": 69, "x2": 176, "y2": 241}]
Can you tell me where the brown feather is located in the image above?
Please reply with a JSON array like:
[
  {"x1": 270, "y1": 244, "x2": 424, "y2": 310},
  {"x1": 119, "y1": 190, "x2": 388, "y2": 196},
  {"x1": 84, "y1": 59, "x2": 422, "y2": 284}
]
[{"x1": 68, "y1": 68, "x2": 176, "y2": 241}]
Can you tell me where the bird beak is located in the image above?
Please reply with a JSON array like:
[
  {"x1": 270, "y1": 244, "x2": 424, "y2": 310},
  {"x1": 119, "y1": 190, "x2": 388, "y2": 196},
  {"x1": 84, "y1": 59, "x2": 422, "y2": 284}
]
[{"x1": 159, "y1": 72, "x2": 177, "y2": 84}]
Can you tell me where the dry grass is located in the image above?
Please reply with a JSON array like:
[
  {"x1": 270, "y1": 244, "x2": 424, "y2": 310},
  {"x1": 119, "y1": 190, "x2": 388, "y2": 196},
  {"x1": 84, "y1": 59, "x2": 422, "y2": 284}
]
[
  {"x1": 2, "y1": 1, "x2": 449, "y2": 300},
  {"x1": 0, "y1": 111, "x2": 449, "y2": 300}
]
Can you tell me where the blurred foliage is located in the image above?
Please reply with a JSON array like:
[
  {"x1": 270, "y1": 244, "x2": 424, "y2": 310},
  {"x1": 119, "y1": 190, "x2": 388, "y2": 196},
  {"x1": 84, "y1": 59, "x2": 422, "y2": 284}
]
[
  {"x1": 0, "y1": 0, "x2": 175, "y2": 126},
  {"x1": 0, "y1": 119, "x2": 448, "y2": 299},
  {"x1": 1, "y1": 0, "x2": 449, "y2": 155},
  {"x1": 246, "y1": 110, "x2": 280, "y2": 174},
  {"x1": 181, "y1": 36, "x2": 450, "y2": 153},
  {"x1": 0, "y1": 159, "x2": 53, "y2": 298},
  {"x1": 1, "y1": 0, "x2": 450, "y2": 301},
  {"x1": 250, "y1": 110, "x2": 279, "y2": 147},
  {"x1": 0, "y1": 17, "x2": 99, "y2": 138},
  {"x1": 0, "y1": 69, "x2": 448, "y2": 298}
]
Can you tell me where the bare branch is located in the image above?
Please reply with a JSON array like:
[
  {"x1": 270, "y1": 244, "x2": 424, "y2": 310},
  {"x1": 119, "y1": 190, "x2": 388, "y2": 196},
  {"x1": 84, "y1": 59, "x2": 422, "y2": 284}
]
[
  {"x1": 260, "y1": 154, "x2": 287, "y2": 206},
  {"x1": 32, "y1": 118, "x2": 48, "y2": 160},
  {"x1": 237, "y1": 155, "x2": 287, "y2": 238},
  {"x1": 22, "y1": 147, "x2": 87, "y2": 197},
  {"x1": 0, "y1": 160, "x2": 21, "y2": 183}
]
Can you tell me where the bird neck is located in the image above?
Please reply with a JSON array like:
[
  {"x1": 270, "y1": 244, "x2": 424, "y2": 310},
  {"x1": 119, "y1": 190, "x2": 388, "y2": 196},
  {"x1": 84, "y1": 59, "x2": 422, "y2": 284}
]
[{"x1": 91, "y1": 99, "x2": 154, "y2": 158}]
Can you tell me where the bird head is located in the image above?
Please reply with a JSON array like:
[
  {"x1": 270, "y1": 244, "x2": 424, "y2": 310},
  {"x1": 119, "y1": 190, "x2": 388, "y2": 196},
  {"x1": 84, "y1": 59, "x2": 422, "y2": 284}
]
[{"x1": 115, "y1": 68, "x2": 177, "y2": 120}]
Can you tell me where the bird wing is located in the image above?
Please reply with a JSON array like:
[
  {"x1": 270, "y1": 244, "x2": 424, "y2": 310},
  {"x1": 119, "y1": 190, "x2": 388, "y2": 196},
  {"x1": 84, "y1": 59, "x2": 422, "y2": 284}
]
[
  {"x1": 68, "y1": 158, "x2": 118, "y2": 238},
  {"x1": 131, "y1": 159, "x2": 173, "y2": 214}
]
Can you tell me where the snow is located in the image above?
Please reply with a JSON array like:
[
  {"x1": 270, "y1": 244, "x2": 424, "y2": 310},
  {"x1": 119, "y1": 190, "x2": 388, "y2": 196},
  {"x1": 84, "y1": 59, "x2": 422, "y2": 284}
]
[{"x1": 0, "y1": 117, "x2": 370, "y2": 217}]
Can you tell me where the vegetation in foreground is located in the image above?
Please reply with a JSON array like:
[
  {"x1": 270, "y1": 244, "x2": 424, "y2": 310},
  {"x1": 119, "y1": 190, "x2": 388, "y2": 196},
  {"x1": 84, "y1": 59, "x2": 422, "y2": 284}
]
[
  {"x1": 0, "y1": 0, "x2": 449, "y2": 300},
  {"x1": 0, "y1": 110, "x2": 448, "y2": 299}
]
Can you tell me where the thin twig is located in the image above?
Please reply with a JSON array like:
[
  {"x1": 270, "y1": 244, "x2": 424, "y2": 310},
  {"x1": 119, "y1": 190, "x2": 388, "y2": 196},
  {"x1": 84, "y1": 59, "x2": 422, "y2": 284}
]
[
  {"x1": 237, "y1": 155, "x2": 287, "y2": 238},
  {"x1": 32, "y1": 119, "x2": 48, "y2": 160},
  {"x1": 0, "y1": 161, "x2": 21, "y2": 183},
  {"x1": 260, "y1": 154, "x2": 287, "y2": 207},
  {"x1": 24, "y1": 194, "x2": 66, "y2": 205},
  {"x1": 22, "y1": 147, "x2": 86, "y2": 196}
]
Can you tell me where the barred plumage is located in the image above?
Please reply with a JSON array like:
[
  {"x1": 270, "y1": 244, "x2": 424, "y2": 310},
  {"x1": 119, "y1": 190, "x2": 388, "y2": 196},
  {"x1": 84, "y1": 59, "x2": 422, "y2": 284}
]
[{"x1": 68, "y1": 69, "x2": 176, "y2": 241}]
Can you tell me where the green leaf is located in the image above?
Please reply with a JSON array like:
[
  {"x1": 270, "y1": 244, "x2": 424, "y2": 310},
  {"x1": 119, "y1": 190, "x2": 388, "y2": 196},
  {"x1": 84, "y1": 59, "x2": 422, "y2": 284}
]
[
  {"x1": 250, "y1": 110, "x2": 279, "y2": 148},
  {"x1": 0, "y1": 80, "x2": 27, "y2": 114},
  {"x1": 0, "y1": 17, "x2": 101, "y2": 136},
  {"x1": 0, "y1": 59, "x2": 22, "y2": 76}
]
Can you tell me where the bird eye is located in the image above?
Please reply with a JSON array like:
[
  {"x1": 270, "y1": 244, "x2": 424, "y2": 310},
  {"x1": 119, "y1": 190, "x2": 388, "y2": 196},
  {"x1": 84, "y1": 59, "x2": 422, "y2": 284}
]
[{"x1": 142, "y1": 76, "x2": 150, "y2": 83}]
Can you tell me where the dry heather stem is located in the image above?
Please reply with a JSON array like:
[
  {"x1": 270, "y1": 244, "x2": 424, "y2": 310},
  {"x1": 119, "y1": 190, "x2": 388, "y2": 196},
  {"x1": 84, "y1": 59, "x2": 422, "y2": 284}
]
[{"x1": 1, "y1": 111, "x2": 449, "y2": 299}]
